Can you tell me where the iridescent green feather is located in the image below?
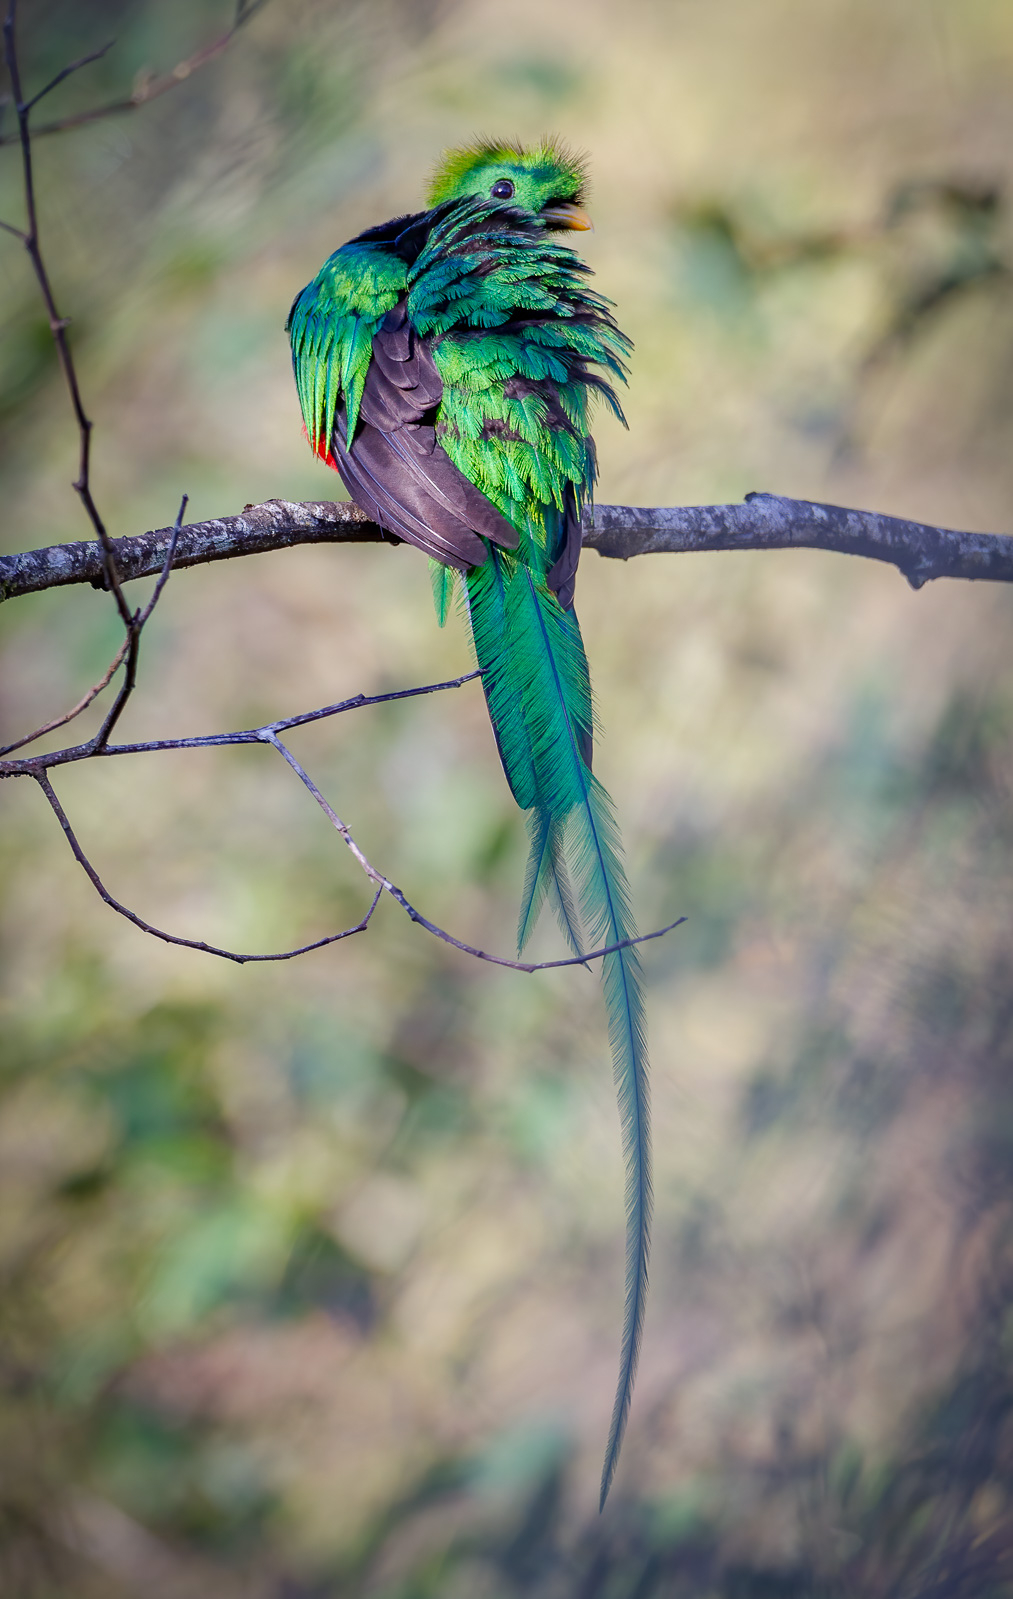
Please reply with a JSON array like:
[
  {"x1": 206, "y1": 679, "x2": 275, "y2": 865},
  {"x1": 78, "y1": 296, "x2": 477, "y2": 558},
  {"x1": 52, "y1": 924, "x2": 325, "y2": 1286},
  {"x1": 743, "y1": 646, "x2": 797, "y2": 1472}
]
[
  {"x1": 287, "y1": 244, "x2": 405, "y2": 456},
  {"x1": 428, "y1": 558, "x2": 457, "y2": 627},
  {"x1": 427, "y1": 137, "x2": 588, "y2": 208}
]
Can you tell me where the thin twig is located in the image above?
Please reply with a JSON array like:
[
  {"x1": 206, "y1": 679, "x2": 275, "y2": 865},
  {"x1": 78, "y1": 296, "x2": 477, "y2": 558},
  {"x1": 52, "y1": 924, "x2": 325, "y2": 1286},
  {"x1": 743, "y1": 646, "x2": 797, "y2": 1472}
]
[
  {"x1": 0, "y1": 0, "x2": 266, "y2": 144},
  {"x1": 2, "y1": 0, "x2": 129, "y2": 620},
  {"x1": 0, "y1": 497, "x2": 189, "y2": 761},
  {"x1": 134, "y1": 498, "x2": 186, "y2": 626},
  {"x1": 267, "y1": 669, "x2": 485, "y2": 735},
  {"x1": 263, "y1": 729, "x2": 683, "y2": 972},
  {"x1": 23, "y1": 40, "x2": 113, "y2": 113},
  {"x1": 229, "y1": 733, "x2": 685, "y2": 972},
  {"x1": 0, "y1": 667, "x2": 483, "y2": 779},
  {"x1": 35, "y1": 770, "x2": 383, "y2": 964},
  {"x1": 91, "y1": 493, "x2": 188, "y2": 751},
  {"x1": 20, "y1": 681, "x2": 683, "y2": 975},
  {"x1": 0, "y1": 636, "x2": 129, "y2": 757},
  {"x1": 268, "y1": 726, "x2": 685, "y2": 969},
  {"x1": 399, "y1": 910, "x2": 686, "y2": 974}
]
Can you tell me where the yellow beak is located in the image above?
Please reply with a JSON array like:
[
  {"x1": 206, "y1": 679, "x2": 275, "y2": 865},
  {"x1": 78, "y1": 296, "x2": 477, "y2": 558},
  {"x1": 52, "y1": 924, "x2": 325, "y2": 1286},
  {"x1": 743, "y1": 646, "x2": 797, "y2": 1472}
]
[{"x1": 539, "y1": 202, "x2": 594, "y2": 232}]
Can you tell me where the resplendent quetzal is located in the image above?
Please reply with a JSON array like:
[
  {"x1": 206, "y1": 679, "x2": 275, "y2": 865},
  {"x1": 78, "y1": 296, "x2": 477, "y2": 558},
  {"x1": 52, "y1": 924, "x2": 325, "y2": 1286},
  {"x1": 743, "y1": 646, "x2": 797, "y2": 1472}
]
[{"x1": 288, "y1": 138, "x2": 647, "y2": 1507}]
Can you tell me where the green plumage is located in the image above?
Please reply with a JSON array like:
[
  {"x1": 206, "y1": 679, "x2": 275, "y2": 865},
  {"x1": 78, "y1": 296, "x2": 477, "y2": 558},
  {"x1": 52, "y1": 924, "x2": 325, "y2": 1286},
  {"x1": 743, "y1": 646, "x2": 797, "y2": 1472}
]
[
  {"x1": 289, "y1": 244, "x2": 405, "y2": 458},
  {"x1": 288, "y1": 140, "x2": 649, "y2": 1509}
]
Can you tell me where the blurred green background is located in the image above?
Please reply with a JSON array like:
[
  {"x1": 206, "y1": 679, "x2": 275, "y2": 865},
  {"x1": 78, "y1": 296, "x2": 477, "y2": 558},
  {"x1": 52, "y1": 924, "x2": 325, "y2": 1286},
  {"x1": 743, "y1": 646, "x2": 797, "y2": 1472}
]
[{"x1": 3, "y1": 1, "x2": 1013, "y2": 1593}]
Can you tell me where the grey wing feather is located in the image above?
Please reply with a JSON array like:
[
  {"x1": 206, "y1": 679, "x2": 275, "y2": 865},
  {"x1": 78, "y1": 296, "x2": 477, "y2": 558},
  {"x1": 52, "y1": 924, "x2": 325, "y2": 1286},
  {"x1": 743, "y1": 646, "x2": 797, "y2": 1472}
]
[
  {"x1": 546, "y1": 483, "x2": 584, "y2": 612},
  {"x1": 333, "y1": 301, "x2": 519, "y2": 572}
]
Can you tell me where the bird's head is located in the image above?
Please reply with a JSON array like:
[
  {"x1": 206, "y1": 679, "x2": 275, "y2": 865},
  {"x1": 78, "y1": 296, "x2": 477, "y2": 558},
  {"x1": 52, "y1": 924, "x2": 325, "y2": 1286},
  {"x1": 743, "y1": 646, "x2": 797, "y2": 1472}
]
[{"x1": 426, "y1": 137, "x2": 592, "y2": 231}]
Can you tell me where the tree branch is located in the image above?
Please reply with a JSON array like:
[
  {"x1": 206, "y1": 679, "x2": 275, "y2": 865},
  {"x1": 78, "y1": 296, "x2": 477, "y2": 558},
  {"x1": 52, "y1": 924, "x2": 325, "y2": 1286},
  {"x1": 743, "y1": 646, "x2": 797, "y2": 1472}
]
[
  {"x1": 34, "y1": 769, "x2": 385, "y2": 964},
  {"x1": 0, "y1": 498, "x2": 384, "y2": 601},
  {"x1": 2, "y1": 493, "x2": 1012, "y2": 605},
  {"x1": 0, "y1": 632, "x2": 128, "y2": 756},
  {"x1": 20, "y1": 682, "x2": 685, "y2": 974},
  {"x1": 586, "y1": 494, "x2": 1013, "y2": 589},
  {"x1": 0, "y1": 0, "x2": 267, "y2": 145}
]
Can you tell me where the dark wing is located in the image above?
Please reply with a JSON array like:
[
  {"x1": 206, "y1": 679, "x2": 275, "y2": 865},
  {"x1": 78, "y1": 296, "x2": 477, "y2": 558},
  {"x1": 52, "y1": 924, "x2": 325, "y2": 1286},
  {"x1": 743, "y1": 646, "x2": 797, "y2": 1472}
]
[
  {"x1": 332, "y1": 301, "x2": 520, "y2": 572},
  {"x1": 546, "y1": 482, "x2": 583, "y2": 612}
]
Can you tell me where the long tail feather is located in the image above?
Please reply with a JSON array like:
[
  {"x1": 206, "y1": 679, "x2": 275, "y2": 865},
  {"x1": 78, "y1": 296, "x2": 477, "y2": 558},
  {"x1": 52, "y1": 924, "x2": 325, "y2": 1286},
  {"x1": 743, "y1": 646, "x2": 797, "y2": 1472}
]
[
  {"x1": 466, "y1": 551, "x2": 537, "y2": 810},
  {"x1": 517, "y1": 808, "x2": 585, "y2": 958},
  {"x1": 467, "y1": 554, "x2": 651, "y2": 1509},
  {"x1": 575, "y1": 782, "x2": 651, "y2": 1511},
  {"x1": 514, "y1": 569, "x2": 651, "y2": 1510}
]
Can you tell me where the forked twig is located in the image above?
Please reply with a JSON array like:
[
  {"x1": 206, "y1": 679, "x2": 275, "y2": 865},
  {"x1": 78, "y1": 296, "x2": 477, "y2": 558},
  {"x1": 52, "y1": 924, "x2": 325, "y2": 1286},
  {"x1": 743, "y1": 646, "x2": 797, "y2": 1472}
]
[
  {"x1": 35, "y1": 770, "x2": 383, "y2": 964},
  {"x1": 91, "y1": 495, "x2": 187, "y2": 751},
  {"x1": 2, "y1": 0, "x2": 128, "y2": 618},
  {"x1": 11, "y1": 671, "x2": 684, "y2": 973},
  {"x1": 265, "y1": 730, "x2": 685, "y2": 972},
  {"x1": 0, "y1": 667, "x2": 486, "y2": 777},
  {"x1": 0, "y1": 0, "x2": 266, "y2": 145},
  {"x1": 0, "y1": 636, "x2": 129, "y2": 757},
  {"x1": 34, "y1": 747, "x2": 681, "y2": 972},
  {"x1": 23, "y1": 39, "x2": 113, "y2": 113}
]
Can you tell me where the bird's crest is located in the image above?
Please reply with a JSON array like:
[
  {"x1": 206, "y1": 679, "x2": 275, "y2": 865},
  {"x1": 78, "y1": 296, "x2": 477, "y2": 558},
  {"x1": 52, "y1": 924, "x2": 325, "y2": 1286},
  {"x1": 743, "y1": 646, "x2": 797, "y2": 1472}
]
[{"x1": 427, "y1": 135, "x2": 588, "y2": 207}]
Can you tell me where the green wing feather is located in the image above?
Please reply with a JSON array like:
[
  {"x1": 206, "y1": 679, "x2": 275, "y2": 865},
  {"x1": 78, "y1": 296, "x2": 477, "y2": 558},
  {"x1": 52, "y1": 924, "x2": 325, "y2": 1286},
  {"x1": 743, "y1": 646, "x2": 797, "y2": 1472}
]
[{"x1": 287, "y1": 242, "x2": 406, "y2": 458}]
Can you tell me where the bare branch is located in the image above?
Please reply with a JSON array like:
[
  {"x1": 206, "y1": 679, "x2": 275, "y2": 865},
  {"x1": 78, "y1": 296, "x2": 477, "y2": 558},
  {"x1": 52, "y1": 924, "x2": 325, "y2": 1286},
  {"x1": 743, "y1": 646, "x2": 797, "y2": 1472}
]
[
  {"x1": 0, "y1": 635, "x2": 129, "y2": 757},
  {"x1": 89, "y1": 493, "x2": 187, "y2": 750},
  {"x1": 0, "y1": 495, "x2": 185, "y2": 761},
  {"x1": 35, "y1": 770, "x2": 383, "y2": 964},
  {"x1": 2, "y1": 0, "x2": 129, "y2": 619},
  {"x1": 0, "y1": 668, "x2": 484, "y2": 780},
  {"x1": 23, "y1": 40, "x2": 113, "y2": 113},
  {"x1": 0, "y1": 0, "x2": 266, "y2": 144},
  {"x1": 31, "y1": 722, "x2": 683, "y2": 975},
  {"x1": 585, "y1": 494, "x2": 1013, "y2": 590},
  {"x1": 3, "y1": 493, "x2": 1012, "y2": 607}
]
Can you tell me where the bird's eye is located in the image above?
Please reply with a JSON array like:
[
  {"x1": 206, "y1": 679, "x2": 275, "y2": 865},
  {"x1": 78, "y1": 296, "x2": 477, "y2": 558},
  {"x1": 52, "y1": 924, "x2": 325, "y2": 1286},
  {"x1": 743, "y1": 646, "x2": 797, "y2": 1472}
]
[{"x1": 490, "y1": 179, "x2": 515, "y2": 199}]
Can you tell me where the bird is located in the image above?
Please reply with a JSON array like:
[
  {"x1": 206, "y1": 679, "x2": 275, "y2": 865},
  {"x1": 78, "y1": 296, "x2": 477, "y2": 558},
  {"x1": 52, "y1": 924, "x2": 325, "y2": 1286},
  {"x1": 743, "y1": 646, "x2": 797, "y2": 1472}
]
[{"x1": 287, "y1": 137, "x2": 648, "y2": 1509}]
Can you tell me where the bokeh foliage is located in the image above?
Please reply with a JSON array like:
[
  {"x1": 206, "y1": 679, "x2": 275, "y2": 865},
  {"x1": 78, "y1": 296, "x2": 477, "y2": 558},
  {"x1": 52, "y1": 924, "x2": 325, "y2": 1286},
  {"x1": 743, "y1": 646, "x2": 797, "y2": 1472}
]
[{"x1": 3, "y1": 0, "x2": 1013, "y2": 1593}]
